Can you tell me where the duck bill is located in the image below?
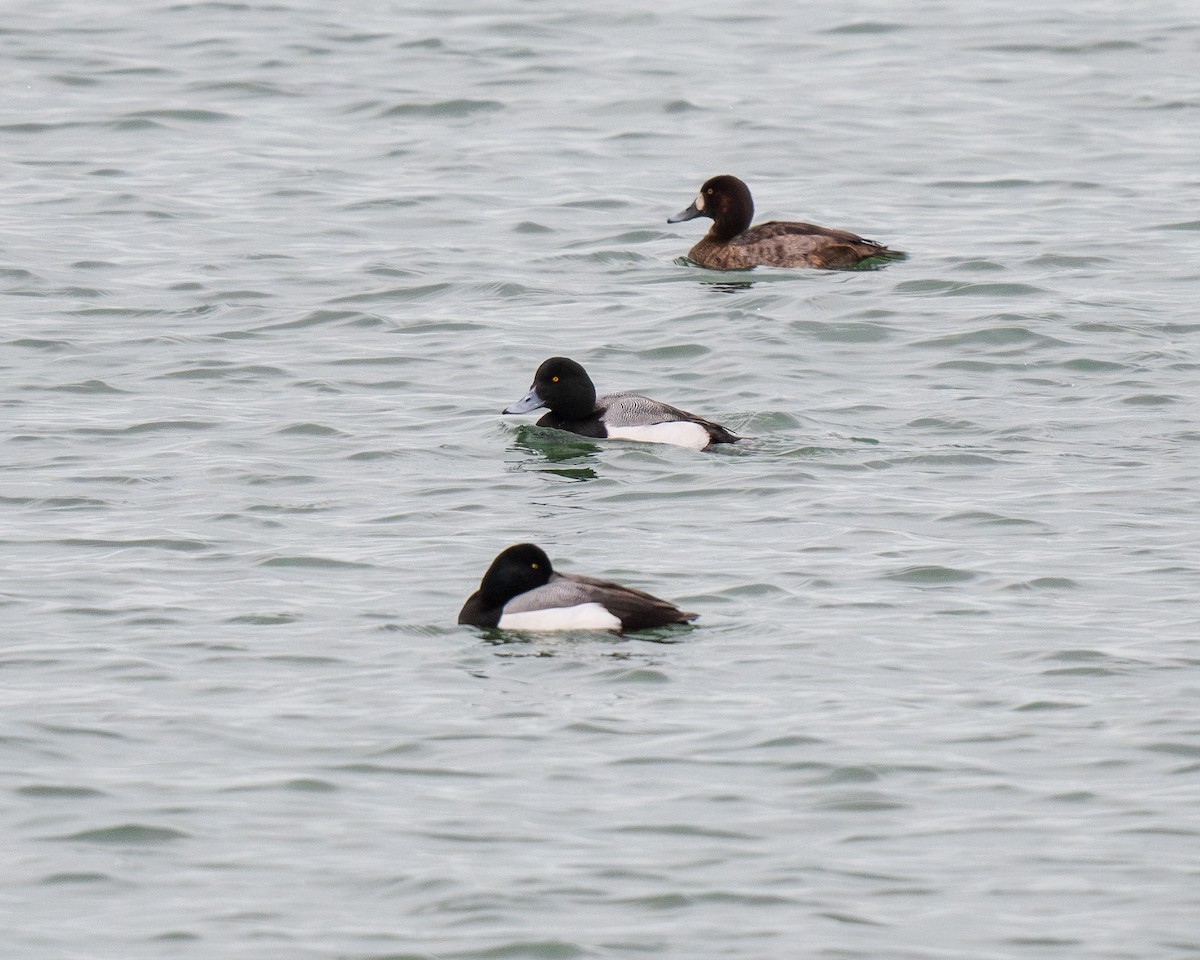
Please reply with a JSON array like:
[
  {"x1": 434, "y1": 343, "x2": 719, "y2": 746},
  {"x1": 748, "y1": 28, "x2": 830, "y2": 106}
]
[
  {"x1": 667, "y1": 199, "x2": 703, "y2": 224},
  {"x1": 503, "y1": 386, "x2": 545, "y2": 414}
]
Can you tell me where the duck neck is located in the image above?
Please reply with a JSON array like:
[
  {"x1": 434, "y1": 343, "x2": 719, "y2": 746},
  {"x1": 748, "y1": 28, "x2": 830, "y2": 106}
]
[
  {"x1": 555, "y1": 383, "x2": 598, "y2": 421},
  {"x1": 708, "y1": 213, "x2": 748, "y2": 243}
]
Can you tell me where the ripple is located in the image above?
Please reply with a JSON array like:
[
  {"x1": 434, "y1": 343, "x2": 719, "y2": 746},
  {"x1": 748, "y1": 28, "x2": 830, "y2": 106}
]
[
  {"x1": 818, "y1": 911, "x2": 886, "y2": 926},
  {"x1": 1006, "y1": 576, "x2": 1079, "y2": 589},
  {"x1": 275, "y1": 422, "x2": 347, "y2": 437},
  {"x1": 57, "y1": 537, "x2": 213, "y2": 552},
  {"x1": 1042, "y1": 651, "x2": 1106, "y2": 668},
  {"x1": 980, "y1": 40, "x2": 1142, "y2": 53},
  {"x1": 945, "y1": 511, "x2": 1042, "y2": 528},
  {"x1": 188, "y1": 80, "x2": 298, "y2": 98},
  {"x1": 824, "y1": 21, "x2": 905, "y2": 34},
  {"x1": 601, "y1": 667, "x2": 671, "y2": 683},
  {"x1": 1060, "y1": 358, "x2": 1130, "y2": 372},
  {"x1": 818, "y1": 795, "x2": 907, "y2": 811},
  {"x1": 381, "y1": 99, "x2": 503, "y2": 118},
  {"x1": 790, "y1": 319, "x2": 893, "y2": 343},
  {"x1": 1144, "y1": 742, "x2": 1200, "y2": 759},
  {"x1": 1016, "y1": 700, "x2": 1086, "y2": 712},
  {"x1": 329, "y1": 283, "x2": 453, "y2": 304},
  {"x1": 224, "y1": 613, "x2": 300, "y2": 625},
  {"x1": 99, "y1": 116, "x2": 148, "y2": 131},
  {"x1": 0, "y1": 121, "x2": 94, "y2": 134},
  {"x1": 223, "y1": 777, "x2": 337, "y2": 793},
  {"x1": 884, "y1": 566, "x2": 977, "y2": 585},
  {"x1": 40, "y1": 379, "x2": 130, "y2": 394},
  {"x1": 156, "y1": 363, "x2": 289, "y2": 380},
  {"x1": 10, "y1": 337, "x2": 71, "y2": 350},
  {"x1": 755, "y1": 735, "x2": 825, "y2": 748},
  {"x1": 915, "y1": 325, "x2": 1065, "y2": 349},
  {"x1": 513, "y1": 220, "x2": 554, "y2": 234},
  {"x1": 124, "y1": 108, "x2": 234, "y2": 122},
  {"x1": 613, "y1": 823, "x2": 752, "y2": 840},
  {"x1": 1043, "y1": 666, "x2": 1119, "y2": 677},
  {"x1": 52, "y1": 824, "x2": 188, "y2": 845},
  {"x1": 17, "y1": 784, "x2": 107, "y2": 798},
  {"x1": 889, "y1": 453, "x2": 999, "y2": 466},
  {"x1": 75, "y1": 420, "x2": 220, "y2": 435},
  {"x1": 450, "y1": 941, "x2": 585, "y2": 960},
  {"x1": 1122, "y1": 393, "x2": 1178, "y2": 406},
  {"x1": 899, "y1": 279, "x2": 1049, "y2": 297},
  {"x1": 257, "y1": 555, "x2": 372, "y2": 569},
  {"x1": 1029, "y1": 253, "x2": 1114, "y2": 268},
  {"x1": 40, "y1": 871, "x2": 118, "y2": 885}
]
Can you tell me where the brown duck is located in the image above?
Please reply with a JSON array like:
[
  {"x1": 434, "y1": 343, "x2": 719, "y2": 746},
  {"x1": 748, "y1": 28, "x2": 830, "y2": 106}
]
[{"x1": 669, "y1": 174, "x2": 903, "y2": 270}]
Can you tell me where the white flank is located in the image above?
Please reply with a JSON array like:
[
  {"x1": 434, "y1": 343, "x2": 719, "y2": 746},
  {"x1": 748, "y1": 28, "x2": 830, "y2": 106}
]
[
  {"x1": 499, "y1": 602, "x2": 622, "y2": 632},
  {"x1": 606, "y1": 421, "x2": 710, "y2": 450}
]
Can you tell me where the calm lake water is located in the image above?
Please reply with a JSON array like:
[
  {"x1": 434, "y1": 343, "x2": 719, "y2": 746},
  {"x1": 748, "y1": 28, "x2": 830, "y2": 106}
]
[{"x1": 3, "y1": 2, "x2": 1199, "y2": 958}]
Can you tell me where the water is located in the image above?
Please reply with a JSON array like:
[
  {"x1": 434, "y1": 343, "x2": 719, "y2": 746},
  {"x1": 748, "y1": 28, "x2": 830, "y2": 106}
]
[{"x1": 3, "y1": 2, "x2": 1199, "y2": 958}]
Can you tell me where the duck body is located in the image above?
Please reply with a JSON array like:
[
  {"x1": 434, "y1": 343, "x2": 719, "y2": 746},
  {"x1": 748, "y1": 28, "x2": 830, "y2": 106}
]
[
  {"x1": 669, "y1": 174, "x2": 903, "y2": 270},
  {"x1": 504, "y1": 357, "x2": 739, "y2": 451},
  {"x1": 458, "y1": 543, "x2": 698, "y2": 633}
]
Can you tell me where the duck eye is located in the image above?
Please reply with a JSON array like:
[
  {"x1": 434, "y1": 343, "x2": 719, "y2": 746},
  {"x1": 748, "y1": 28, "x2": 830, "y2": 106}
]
[
  {"x1": 531, "y1": 562, "x2": 539, "y2": 569},
  {"x1": 552, "y1": 376, "x2": 559, "y2": 382},
  {"x1": 706, "y1": 188, "x2": 713, "y2": 195}
]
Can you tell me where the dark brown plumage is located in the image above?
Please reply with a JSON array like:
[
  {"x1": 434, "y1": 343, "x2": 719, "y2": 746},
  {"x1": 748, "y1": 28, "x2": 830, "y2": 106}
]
[{"x1": 669, "y1": 174, "x2": 904, "y2": 270}]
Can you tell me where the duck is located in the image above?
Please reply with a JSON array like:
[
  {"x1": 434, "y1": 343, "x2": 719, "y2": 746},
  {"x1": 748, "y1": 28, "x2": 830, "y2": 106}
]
[
  {"x1": 458, "y1": 543, "x2": 698, "y2": 632},
  {"x1": 668, "y1": 174, "x2": 903, "y2": 270},
  {"x1": 503, "y1": 356, "x2": 740, "y2": 451}
]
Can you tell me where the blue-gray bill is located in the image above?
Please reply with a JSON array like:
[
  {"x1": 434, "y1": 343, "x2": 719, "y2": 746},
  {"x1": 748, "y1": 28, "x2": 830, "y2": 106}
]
[
  {"x1": 503, "y1": 387, "x2": 545, "y2": 415},
  {"x1": 668, "y1": 201, "x2": 702, "y2": 223}
]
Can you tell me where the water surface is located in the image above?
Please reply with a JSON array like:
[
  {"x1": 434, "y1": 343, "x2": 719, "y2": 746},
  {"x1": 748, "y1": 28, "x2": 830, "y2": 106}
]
[{"x1": 3, "y1": 2, "x2": 1199, "y2": 959}]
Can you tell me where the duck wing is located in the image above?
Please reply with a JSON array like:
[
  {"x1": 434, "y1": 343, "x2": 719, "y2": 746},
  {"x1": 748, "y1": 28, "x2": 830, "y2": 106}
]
[
  {"x1": 502, "y1": 572, "x2": 697, "y2": 632},
  {"x1": 733, "y1": 220, "x2": 900, "y2": 268},
  {"x1": 556, "y1": 572, "x2": 698, "y2": 632},
  {"x1": 740, "y1": 220, "x2": 882, "y2": 246},
  {"x1": 599, "y1": 393, "x2": 741, "y2": 444}
]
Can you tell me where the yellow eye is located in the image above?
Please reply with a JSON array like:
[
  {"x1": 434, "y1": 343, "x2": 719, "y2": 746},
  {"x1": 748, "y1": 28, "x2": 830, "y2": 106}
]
[
  {"x1": 531, "y1": 562, "x2": 539, "y2": 569},
  {"x1": 706, "y1": 187, "x2": 713, "y2": 195},
  {"x1": 552, "y1": 376, "x2": 559, "y2": 382}
]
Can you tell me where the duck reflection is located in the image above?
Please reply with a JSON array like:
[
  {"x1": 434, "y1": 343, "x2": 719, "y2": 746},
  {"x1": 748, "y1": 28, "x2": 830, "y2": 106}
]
[
  {"x1": 702, "y1": 279, "x2": 756, "y2": 294},
  {"x1": 512, "y1": 425, "x2": 600, "y2": 481}
]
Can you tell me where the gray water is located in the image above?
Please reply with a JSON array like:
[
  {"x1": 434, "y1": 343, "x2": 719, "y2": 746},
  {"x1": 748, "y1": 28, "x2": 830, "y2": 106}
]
[{"x1": 3, "y1": 1, "x2": 1199, "y2": 958}]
